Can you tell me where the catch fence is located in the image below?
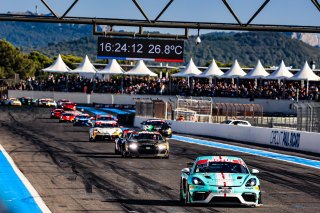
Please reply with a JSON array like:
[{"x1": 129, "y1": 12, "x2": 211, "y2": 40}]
[{"x1": 294, "y1": 102, "x2": 320, "y2": 133}]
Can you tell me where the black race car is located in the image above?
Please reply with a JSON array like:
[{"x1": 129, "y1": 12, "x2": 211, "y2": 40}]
[
  {"x1": 140, "y1": 119, "x2": 172, "y2": 138},
  {"x1": 19, "y1": 97, "x2": 33, "y2": 105},
  {"x1": 120, "y1": 130, "x2": 169, "y2": 158}
]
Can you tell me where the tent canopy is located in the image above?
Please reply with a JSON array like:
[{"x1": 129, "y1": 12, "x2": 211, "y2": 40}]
[
  {"x1": 221, "y1": 59, "x2": 246, "y2": 78},
  {"x1": 243, "y1": 60, "x2": 269, "y2": 79},
  {"x1": 266, "y1": 60, "x2": 293, "y2": 80},
  {"x1": 290, "y1": 61, "x2": 320, "y2": 81},
  {"x1": 98, "y1": 59, "x2": 124, "y2": 75},
  {"x1": 70, "y1": 55, "x2": 97, "y2": 78},
  {"x1": 171, "y1": 58, "x2": 202, "y2": 77},
  {"x1": 125, "y1": 60, "x2": 157, "y2": 77},
  {"x1": 42, "y1": 54, "x2": 71, "y2": 73},
  {"x1": 197, "y1": 59, "x2": 224, "y2": 78}
]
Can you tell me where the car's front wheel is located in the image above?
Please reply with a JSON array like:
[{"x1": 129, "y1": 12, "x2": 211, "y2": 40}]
[
  {"x1": 258, "y1": 191, "x2": 262, "y2": 204},
  {"x1": 179, "y1": 181, "x2": 184, "y2": 202},
  {"x1": 115, "y1": 147, "x2": 119, "y2": 154},
  {"x1": 184, "y1": 183, "x2": 191, "y2": 205}
]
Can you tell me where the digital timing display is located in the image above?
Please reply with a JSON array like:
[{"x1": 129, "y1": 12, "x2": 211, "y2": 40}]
[{"x1": 97, "y1": 37, "x2": 184, "y2": 62}]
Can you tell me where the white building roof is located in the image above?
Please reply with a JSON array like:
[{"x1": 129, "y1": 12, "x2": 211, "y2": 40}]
[
  {"x1": 171, "y1": 58, "x2": 202, "y2": 77},
  {"x1": 266, "y1": 60, "x2": 293, "y2": 79},
  {"x1": 42, "y1": 54, "x2": 71, "y2": 73},
  {"x1": 290, "y1": 61, "x2": 320, "y2": 81},
  {"x1": 221, "y1": 59, "x2": 246, "y2": 78},
  {"x1": 197, "y1": 59, "x2": 224, "y2": 78},
  {"x1": 243, "y1": 60, "x2": 269, "y2": 79},
  {"x1": 98, "y1": 59, "x2": 124, "y2": 75},
  {"x1": 125, "y1": 60, "x2": 157, "y2": 77}
]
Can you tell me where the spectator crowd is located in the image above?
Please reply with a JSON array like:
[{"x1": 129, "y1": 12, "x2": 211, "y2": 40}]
[{"x1": 10, "y1": 75, "x2": 320, "y2": 101}]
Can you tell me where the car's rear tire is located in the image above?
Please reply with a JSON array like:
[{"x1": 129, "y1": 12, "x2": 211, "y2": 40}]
[{"x1": 89, "y1": 136, "x2": 95, "y2": 142}]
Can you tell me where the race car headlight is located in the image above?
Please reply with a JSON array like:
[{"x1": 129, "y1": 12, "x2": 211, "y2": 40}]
[
  {"x1": 245, "y1": 178, "x2": 257, "y2": 187},
  {"x1": 192, "y1": 177, "x2": 204, "y2": 185},
  {"x1": 158, "y1": 144, "x2": 167, "y2": 150},
  {"x1": 129, "y1": 143, "x2": 138, "y2": 150}
]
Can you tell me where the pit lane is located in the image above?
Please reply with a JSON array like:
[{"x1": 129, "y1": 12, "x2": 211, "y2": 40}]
[{"x1": 0, "y1": 106, "x2": 319, "y2": 212}]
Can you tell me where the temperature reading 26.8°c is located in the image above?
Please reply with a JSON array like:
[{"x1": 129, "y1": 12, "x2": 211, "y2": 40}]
[{"x1": 97, "y1": 37, "x2": 184, "y2": 62}]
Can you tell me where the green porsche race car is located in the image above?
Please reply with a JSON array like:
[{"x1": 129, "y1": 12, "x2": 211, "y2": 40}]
[{"x1": 180, "y1": 156, "x2": 261, "y2": 207}]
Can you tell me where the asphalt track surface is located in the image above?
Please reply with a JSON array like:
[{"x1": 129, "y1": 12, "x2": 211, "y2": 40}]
[{"x1": 0, "y1": 106, "x2": 319, "y2": 213}]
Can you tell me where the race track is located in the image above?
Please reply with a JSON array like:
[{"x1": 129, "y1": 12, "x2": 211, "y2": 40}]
[{"x1": 0, "y1": 106, "x2": 319, "y2": 212}]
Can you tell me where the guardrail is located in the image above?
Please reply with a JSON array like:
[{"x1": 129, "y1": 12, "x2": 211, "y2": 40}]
[
  {"x1": 8, "y1": 90, "x2": 307, "y2": 114},
  {"x1": 134, "y1": 116, "x2": 320, "y2": 154}
]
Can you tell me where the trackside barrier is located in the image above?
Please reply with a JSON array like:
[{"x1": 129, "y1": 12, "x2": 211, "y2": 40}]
[
  {"x1": 134, "y1": 116, "x2": 320, "y2": 154},
  {"x1": 8, "y1": 90, "x2": 305, "y2": 114}
]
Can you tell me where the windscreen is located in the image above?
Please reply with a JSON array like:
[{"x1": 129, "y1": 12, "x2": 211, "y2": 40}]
[
  {"x1": 195, "y1": 162, "x2": 249, "y2": 174},
  {"x1": 146, "y1": 121, "x2": 165, "y2": 126},
  {"x1": 132, "y1": 133, "x2": 163, "y2": 141},
  {"x1": 95, "y1": 123, "x2": 118, "y2": 128},
  {"x1": 77, "y1": 116, "x2": 89, "y2": 119},
  {"x1": 221, "y1": 120, "x2": 232, "y2": 124},
  {"x1": 62, "y1": 113, "x2": 73, "y2": 116},
  {"x1": 97, "y1": 116, "x2": 114, "y2": 121}
]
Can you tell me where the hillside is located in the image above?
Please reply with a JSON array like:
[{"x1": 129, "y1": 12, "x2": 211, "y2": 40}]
[
  {"x1": 0, "y1": 21, "x2": 92, "y2": 48},
  {"x1": 39, "y1": 32, "x2": 320, "y2": 68},
  {"x1": 0, "y1": 20, "x2": 319, "y2": 67}
]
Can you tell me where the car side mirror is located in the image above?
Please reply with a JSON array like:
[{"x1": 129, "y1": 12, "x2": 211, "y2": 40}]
[
  {"x1": 181, "y1": 168, "x2": 190, "y2": 175},
  {"x1": 251, "y1": 169, "x2": 259, "y2": 174}
]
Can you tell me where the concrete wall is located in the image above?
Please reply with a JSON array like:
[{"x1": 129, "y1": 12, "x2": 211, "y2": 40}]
[
  {"x1": 8, "y1": 90, "x2": 304, "y2": 114},
  {"x1": 134, "y1": 116, "x2": 320, "y2": 154}
]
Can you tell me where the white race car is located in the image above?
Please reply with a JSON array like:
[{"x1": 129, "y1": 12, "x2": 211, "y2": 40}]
[{"x1": 89, "y1": 120, "x2": 122, "y2": 142}]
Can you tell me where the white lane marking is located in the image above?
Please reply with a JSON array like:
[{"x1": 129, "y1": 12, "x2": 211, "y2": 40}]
[{"x1": 0, "y1": 145, "x2": 51, "y2": 212}]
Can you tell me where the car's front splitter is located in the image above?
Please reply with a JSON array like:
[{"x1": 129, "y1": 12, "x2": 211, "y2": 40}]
[{"x1": 189, "y1": 185, "x2": 260, "y2": 206}]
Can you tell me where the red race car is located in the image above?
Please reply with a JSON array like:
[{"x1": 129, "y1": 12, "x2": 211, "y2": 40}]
[
  {"x1": 61, "y1": 102, "x2": 77, "y2": 111},
  {"x1": 50, "y1": 108, "x2": 64, "y2": 119},
  {"x1": 59, "y1": 112, "x2": 76, "y2": 122},
  {"x1": 57, "y1": 99, "x2": 71, "y2": 108}
]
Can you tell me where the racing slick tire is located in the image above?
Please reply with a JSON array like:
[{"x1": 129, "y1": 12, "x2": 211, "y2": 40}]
[
  {"x1": 89, "y1": 136, "x2": 95, "y2": 142},
  {"x1": 184, "y1": 183, "x2": 191, "y2": 205},
  {"x1": 258, "y1": 191, "x2": 262, "y2": 204},
  {"x1": 179, "y1": 180, "x2": 184, "y2": 203},
  {"x1": 115, "y1": 147, "x2": 120, "y2": 155}
]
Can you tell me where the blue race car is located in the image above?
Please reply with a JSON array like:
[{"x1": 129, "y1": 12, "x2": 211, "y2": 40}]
[
  {"x1": 180, "y1": 156, "x2": 261, "y2": 207},
  {"x1": 73, "y1": 114, "x2": 92, "y2": 126}
]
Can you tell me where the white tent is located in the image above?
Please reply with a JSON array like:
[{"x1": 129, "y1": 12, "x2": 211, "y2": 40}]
[
  {"x1": 197, "y1": 59, "x2": 224, "y2": 78},
  {"x1": 171, "y1": 58, "x2": 201, "y2": 77},
  {"x1": 266, "y1": 60, "x2": 293, "y2": 79},
  {"x1": 71, "y1": 55, "x2": 97, "y2": 78},
  {"x1": 221, "y1": 59, "x2": 246, "y2": 78},
  {"x1": 97, "y1": 59, "x2": 124, "y2": 79},
  {"x1": 42, "y1": 54, "x2": 71, "y2": 73},
  {"x1": 290, "y1": 61, "x2": 320, "y2": 81},
  {"x1": 243, "y1": 60, "x2": 269, "y2": 79},
  {"x1": 125, "y1": 60, "x2": 157, "y2": 77}
]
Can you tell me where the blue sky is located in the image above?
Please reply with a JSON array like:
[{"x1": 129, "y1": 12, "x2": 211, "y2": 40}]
[{"x1": 1, "y1": 0, "x2": 319, "y2": 35}]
